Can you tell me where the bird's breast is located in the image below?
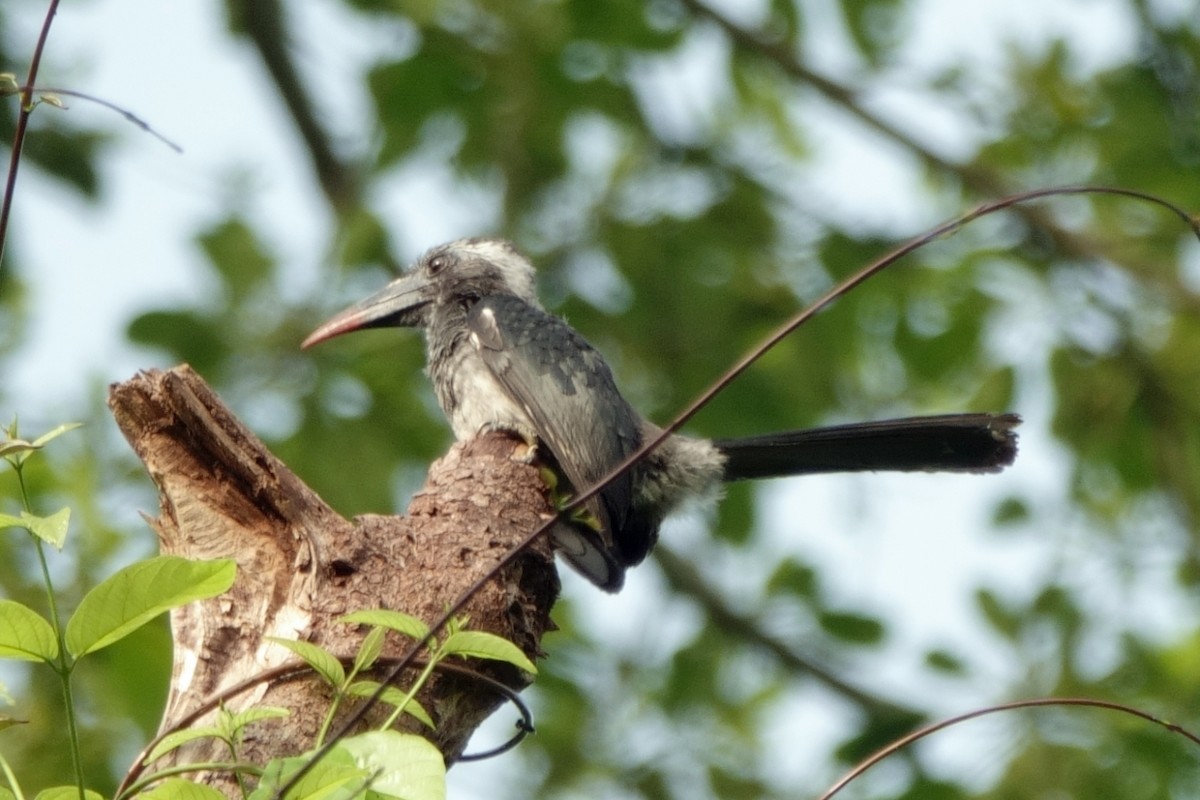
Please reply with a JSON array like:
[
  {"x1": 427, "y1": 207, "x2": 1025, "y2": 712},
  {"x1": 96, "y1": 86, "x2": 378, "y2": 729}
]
[{"x1": 431, "y1": 342, "x2": 534, "y2": 442}]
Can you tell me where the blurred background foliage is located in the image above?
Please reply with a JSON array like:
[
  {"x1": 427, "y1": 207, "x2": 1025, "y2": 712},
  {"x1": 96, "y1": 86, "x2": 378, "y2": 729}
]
[{"x1": 2, "y1": 0, "x2": 1200, "y2": 797}]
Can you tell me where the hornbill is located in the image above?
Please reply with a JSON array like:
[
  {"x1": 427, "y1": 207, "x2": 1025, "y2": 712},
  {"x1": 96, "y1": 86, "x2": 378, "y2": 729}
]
[{"x1": 303, "y1": 238, "x2": 1019, "y2": 591}]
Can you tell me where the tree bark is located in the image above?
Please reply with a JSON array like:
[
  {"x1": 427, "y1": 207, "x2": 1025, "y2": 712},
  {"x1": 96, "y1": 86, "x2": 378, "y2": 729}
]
[{"x1": 107, "y1": 365, "x2": 559, "y2": 792}]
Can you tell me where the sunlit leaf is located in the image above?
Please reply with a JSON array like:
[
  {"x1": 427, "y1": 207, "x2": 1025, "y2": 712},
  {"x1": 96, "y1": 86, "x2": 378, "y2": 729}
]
[
  {"x1": 0, "y1": 419, "x2": 79, "y2": 466},
  {"x1": 31, "y1": 422, "x2": 83, "y2": 448},
  {"x1": 0, "y1": 439, "x2": 38, "y2": 460},
  {"x1": 441, "y1": 630, "x2": 537, "y2": 674},
  {"x1": 137, "y1": 779, "x2": 229, "y2": 800},
  {"x1": 0, "y1": 509, "x2": 70, "y2": 547},
  {"x1": 347, "y1": 681, "x2": 435, "y2": 729},
  {"x1": 354, "y1": 625, "x2": 386, "y2": 673},
  {"x1": 33, "y1": 788, "x2": 105, "y2": 800},
  {"x1": 0, "y1": 600, "x2": 58, "y2": 662},
  {"x1": 16, "y1": 507, "x2": 70, "y2": 548},
  {"x1": 65, "y1": 556, "x2": 236, "y2": 657},
  {"x1": 340, "y1": 609, "x2": 431, "y2": 643},
  {"x1": 143, "y1": 726, "x2": 224, "y2": 766},
  {"x1": 339, "y1": 731, "x2": 446, "y2": 800},
  {"x1": 251, "y1": 750, "x2": 365, "y2": 800},
  {"x1": 268, "y1": 637, "x2": 346, "y2": 687}
]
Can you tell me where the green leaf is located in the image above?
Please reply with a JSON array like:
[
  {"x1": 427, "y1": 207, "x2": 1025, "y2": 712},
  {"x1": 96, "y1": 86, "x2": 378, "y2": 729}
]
[
  {"x1": 34, "y1": 788, "x2": 104, "y2": 800},
  {"x1": 197, "y1": 217, "x2": 275, "y2": 301},
  {"x1": 765, "y1": 557, "x2": 820, "y2": 599},
  {"x1": 22, "y1": 127, "x2": 104, "y2": 198},
  {"x1": 29, "y1": 507, "x2": 70, "y2": 548},
  {"x1": 441, "y1": 631, "x2": 537, "y2": 674},
  {"x1": 975, "y1": 587, "x2": 1022, "y2": 641},
  {"x1": 992, "y1": 496, "x2": 1031, "y2": 526},
  {"x1": 224, "y1": 705, "x2": 291, "y2": 736},
  {"x1": 339, "y1": 731, "x2": 446, "y2": 800},
  {"x1": 268, "y1": 638, "x2": 346, "y2": 687},
  {"x1": 354, "y1": 625, "x2": 386, "y2": 673},
  {"x1": 137, "y1": 778, "x2": 229, "y2": 800},
  {"x1": 252, "y1": 752, "x2": 366, "y2": 800},
  {"x1": 0, "y1": 439, "x2": 39, "y2": 461},
  {"x1": 127, "y1": 310, "x2": 228, "y2": 374},
  {"x1": 347, "y1": 681, "x2": 435, "y2": 729},
  {"x1": 0, "y1": 508, "x2": 71, "y2": 549},
  {"x1": 0, "y1": 600, "x2": 59, "y2": 662},
  {"x1": 143, "y1": 726, "x2": 224, "y2": 766},
  {"x1": 337, "y1": 208, "x2": 392, "y2": 269},
  {"x1": 30, "y1": 422, "x2": 83, "y2": 449},
  {"x1": 924, "y1": 649, "x2": 967, "y2": 675},
  {"x1": 340, "y1": 609, "x2": 431, "y2": 642},
  {"x1": 0, "y1": 714, "x2": 27, "y2": 731},
  {"x1": 65, "y1": 556, "x2": 236, "y2": 657},
  {"x1": 817, "y1": 611, "x2": 885, "y2": 646}
]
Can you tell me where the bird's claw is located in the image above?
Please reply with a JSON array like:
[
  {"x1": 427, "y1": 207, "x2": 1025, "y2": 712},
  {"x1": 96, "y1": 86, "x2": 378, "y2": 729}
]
[{"x1": 480, "y1": 422, "x2": 539, "y2": 463}]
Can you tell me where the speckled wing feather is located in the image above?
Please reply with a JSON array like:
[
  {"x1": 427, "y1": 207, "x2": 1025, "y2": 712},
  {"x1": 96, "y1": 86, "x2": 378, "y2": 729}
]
[{"x1": 467, "y1": 295, "x2": 647, "y2": 587}]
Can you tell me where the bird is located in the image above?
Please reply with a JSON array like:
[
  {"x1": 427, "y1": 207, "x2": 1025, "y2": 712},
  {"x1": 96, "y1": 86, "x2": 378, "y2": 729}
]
[{"x1": 303, "y1": 238, "x2": 1019, "y2": 592}]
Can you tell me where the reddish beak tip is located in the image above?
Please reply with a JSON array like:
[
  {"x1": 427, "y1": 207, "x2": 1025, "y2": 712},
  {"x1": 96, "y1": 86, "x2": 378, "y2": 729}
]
[{"x1": 300, "y1": 317, "x2": 351, "y2": 350}]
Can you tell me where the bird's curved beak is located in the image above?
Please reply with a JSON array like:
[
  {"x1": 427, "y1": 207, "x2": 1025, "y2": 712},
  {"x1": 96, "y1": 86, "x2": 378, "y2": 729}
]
[{"x1": 301, "y1": 272, "x2": 431, "y2": 349}]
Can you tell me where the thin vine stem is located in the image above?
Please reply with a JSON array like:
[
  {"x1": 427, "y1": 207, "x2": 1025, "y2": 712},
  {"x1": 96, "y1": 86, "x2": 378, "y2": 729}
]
[
  {"x1": 13, "y1": 460, "x2": 85, "y2": 795},
  {"x1": 380, "y1": 646, "x2": 440, "y2": 732},
  {"x1": 0, "y1": 0, "x2": 61, "y2": 277},
  {"x1": 120, "y1": 761, "x2": 262, "y2": 798},
  {"x1": 817, "y1": 697, "x2": 1200, "y2": 800},
  {"x1": 27, "y1": 86, "x2": 182, "y2": 153},
  {"x1": 0, "y1": 754, "x2": 26, "y2": 800},
  {"x1": 1, "y1": 9, "x2": 78, "y2": 793}
]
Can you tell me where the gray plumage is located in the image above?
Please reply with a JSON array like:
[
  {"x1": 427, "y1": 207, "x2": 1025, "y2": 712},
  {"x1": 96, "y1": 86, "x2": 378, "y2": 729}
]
[{"x1": 304, "y1": 238, "x2": 1019, "y2": 591}]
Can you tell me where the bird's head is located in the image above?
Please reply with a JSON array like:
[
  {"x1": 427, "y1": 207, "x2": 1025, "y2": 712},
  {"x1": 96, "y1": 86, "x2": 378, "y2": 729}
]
[{"x1": 302, "y1": 237, "x2": 540, "y2": 348}]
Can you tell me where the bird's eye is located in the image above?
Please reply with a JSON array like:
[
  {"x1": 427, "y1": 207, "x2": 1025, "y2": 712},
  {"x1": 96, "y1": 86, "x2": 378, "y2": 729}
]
[{"x1": 428, "y1": 256, "x2": 447, "y2": 275}]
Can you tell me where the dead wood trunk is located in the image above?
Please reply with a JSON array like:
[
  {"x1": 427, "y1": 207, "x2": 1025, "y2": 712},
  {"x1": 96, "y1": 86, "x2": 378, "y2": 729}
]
[{"x1": 107, "y1": 365, "x2": 559, "y2": 792}]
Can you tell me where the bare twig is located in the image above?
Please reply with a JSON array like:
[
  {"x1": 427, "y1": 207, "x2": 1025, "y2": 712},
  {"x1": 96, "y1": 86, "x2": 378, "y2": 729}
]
[
  {"x1": 0, "y1": 0, "x2": 61, "y2": 276},
  {"x1": 33, "y1": 86, "x2": 182, "y2": 152},
  {"x1": 817, "y1": 696, "x2": 1200, "y2": 800}
]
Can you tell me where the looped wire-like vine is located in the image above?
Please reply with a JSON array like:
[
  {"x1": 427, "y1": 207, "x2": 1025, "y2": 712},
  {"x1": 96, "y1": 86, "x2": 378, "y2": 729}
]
[{"x1": 433, "y1": 661, "x2": 535, "y2": 762}]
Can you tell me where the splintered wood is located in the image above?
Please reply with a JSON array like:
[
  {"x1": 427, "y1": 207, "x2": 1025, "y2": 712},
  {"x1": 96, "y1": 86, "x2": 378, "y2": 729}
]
[{"x1": 108, "y1": 365, "x2": 558, "y2": 790}]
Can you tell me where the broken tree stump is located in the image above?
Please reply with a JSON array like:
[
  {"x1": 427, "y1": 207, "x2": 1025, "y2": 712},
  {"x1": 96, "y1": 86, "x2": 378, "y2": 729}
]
[{"x1": 107, "y1": 365, "x2": 559, "y2": 792}]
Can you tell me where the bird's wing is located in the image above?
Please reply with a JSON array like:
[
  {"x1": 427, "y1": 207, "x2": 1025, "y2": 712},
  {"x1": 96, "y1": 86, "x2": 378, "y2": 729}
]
[{"x1": 467, "y1": 295, "x2": 646, "y2": 576}]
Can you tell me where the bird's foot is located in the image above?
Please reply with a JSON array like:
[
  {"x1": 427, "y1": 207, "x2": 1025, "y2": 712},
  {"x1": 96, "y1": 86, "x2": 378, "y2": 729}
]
[
  {"x1": 480, "y1": 421, "x2": 539, "y2": 463},
  {"x1": 535, "y1": 466, "x2": 599, "y2": 529}
]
